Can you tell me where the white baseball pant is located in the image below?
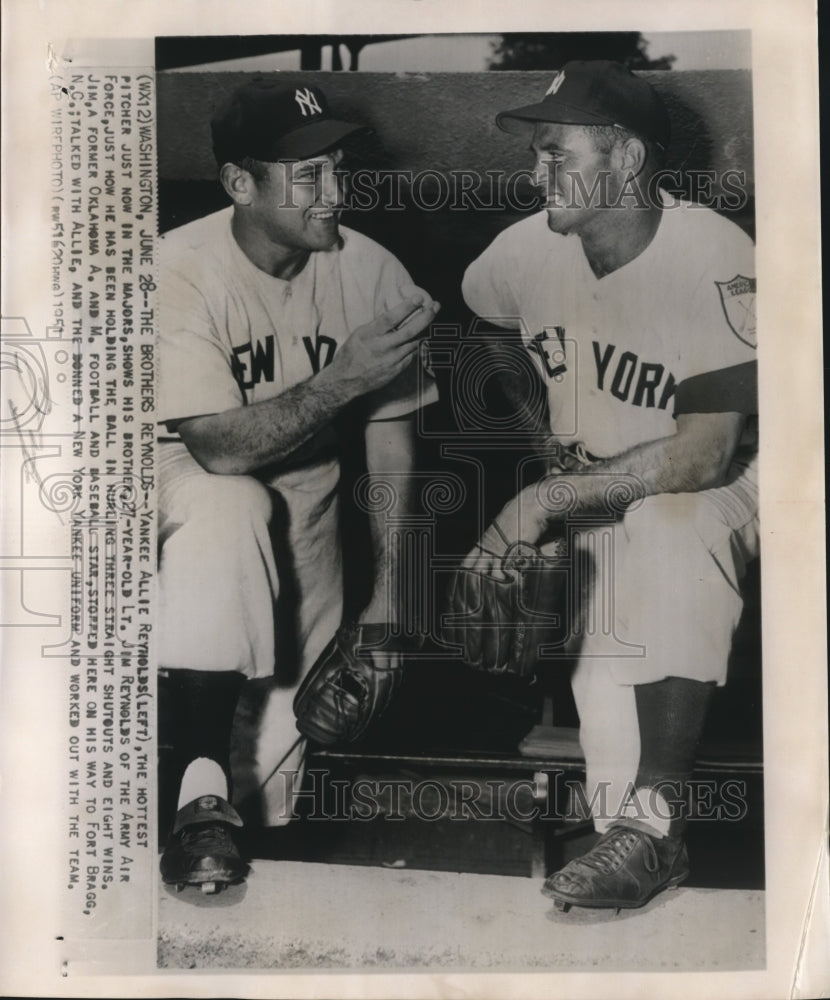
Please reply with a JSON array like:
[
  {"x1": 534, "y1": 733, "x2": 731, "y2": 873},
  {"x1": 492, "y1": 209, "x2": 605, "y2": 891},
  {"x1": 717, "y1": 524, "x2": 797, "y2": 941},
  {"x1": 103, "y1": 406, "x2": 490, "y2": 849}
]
[
  {"x1": 569, "y1": 457, "x2": 759, "y2": 831},
  {"x1": 157, "y1": 441, "x2": 343, "y2": 825}
]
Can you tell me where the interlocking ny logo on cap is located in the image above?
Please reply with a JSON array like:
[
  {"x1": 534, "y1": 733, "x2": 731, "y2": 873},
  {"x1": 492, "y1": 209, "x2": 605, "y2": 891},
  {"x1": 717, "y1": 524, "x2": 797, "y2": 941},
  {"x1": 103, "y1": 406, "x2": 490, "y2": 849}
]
[
  {"x1": 546, "y1": 70, "x2": 566, "y2": 96},
  {"x1": 295, "y1": 87, "x2": 322, "y2": 117}
]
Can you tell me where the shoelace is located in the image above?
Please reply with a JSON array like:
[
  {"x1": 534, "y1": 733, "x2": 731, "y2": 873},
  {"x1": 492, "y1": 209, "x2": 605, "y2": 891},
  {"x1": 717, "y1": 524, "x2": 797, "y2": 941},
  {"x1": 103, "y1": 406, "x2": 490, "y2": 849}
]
[
  {"x1": 572, "y1": 441, "x2": 595, "y2": 466},
  {"x1": 179, "y1": 824, "x2": 236, "y2": 856},
  {"x1": 546, "y1": 441, "x2": 595, "y2": 472},
  {"x1": 578, "y1": 827, "x2": 659, "y2": 876}
]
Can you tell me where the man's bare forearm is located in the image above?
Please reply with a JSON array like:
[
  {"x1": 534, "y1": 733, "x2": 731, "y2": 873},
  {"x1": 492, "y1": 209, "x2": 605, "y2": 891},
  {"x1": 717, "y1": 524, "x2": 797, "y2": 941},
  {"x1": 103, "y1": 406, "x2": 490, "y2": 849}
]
[
  {"x1": 532, "y1": 412, "x2": 746, "y2": 525},
  {"x1": 179, "y1": 364, "x2": 356, "y2": 475},
  {"x1": 176, "y1": 293, "x2": 438, "y2": 475}
]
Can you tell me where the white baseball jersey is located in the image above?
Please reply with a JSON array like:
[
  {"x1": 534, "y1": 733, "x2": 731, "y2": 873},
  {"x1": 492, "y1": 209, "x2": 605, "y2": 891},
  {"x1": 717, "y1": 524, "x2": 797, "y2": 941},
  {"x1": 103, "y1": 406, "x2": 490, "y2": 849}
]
[
  {"x1": 462, "y1": 194, "x2": 757, "y2": 458},
  {"x1": 465, "y1": 193, "x2": 760, "y2": 823},
  {"x1": 159, "y1": 207, "x2": 437, "y2": 502},
  {"x1": 156, "y1": 208, "x2": 439, "y2": 791}
]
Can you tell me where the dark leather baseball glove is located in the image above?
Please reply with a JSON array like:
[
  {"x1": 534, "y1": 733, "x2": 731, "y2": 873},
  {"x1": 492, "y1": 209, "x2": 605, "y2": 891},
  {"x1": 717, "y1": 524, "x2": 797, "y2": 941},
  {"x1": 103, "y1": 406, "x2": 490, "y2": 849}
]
[
  {"x1": 442, "y1": 539, "x2": 568, "y2": 677},
  {"x1": 293, "y1": 622, "x2": 420, "y2": 746}
]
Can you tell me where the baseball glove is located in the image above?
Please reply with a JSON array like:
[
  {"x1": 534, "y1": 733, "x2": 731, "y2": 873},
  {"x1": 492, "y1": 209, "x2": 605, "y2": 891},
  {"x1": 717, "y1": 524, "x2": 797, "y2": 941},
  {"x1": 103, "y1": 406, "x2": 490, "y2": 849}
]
[
  {"x1": 442, "y1": 539, "x2": 568, "y2": 677},
  {"x1": 293, "y1": 623, "x2": 419, "y2": 746}
]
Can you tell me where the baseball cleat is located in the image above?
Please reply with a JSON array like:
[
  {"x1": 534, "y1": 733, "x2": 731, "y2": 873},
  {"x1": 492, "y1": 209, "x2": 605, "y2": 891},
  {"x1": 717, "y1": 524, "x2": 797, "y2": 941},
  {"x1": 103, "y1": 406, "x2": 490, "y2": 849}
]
[
  {"x1": 542, "y1": 819, "x2": 689, "y2": 911},
  {"x1": 160, "y1": 794, "x2": 248, "y2": 893}
]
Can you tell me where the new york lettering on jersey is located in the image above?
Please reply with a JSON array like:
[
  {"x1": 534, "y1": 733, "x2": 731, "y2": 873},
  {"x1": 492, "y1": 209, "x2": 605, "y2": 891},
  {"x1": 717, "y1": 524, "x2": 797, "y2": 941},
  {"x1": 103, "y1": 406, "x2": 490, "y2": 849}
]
[
  {"x1": 592, "y1": 341, "x2": 677, "y2": 410},
  {"x1": 231, "y1": 331, "x2": 338, "y2": 391},
  {"x1": 528, "y1": 328, "x2": 678, "y2": 410}
]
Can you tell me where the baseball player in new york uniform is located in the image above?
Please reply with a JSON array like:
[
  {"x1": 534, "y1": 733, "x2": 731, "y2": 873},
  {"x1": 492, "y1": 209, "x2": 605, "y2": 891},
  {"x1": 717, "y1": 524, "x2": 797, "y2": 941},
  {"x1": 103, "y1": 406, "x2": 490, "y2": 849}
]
[
  {"x1": 463, "y1": 62, "x2": 758, "y2": 910},
  {"x1": 157, "y1": 79, "x2": 438, "y2": 891}
]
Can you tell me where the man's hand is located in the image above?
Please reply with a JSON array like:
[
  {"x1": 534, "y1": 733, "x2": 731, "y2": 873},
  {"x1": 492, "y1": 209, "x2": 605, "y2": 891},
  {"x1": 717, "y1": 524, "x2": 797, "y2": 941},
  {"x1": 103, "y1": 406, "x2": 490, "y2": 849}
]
[
  {"x1": 176, "y1": 288, "x2": 438, "y2": 476},
  {"x1": 326, "y1": 288, "x2": 440, "y2": 397}
]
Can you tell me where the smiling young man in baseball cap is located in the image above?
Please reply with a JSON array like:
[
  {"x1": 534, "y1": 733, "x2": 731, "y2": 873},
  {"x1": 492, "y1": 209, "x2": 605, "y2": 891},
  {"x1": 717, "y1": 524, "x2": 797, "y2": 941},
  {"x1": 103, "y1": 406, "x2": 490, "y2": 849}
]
[
  {"x1": 156, "y1": 78, "x2": 439, "y2": 893},
  {"x1": 462, "y1": 61, "x2": 758, "y2": 912}
]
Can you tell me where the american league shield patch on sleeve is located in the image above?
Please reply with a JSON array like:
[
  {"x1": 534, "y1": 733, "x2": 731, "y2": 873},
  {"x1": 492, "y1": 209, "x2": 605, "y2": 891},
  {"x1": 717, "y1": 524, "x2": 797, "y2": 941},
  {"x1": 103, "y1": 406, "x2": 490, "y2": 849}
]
[{"x1": 715, "y1": 275, "x2": 757, "y2": 347}]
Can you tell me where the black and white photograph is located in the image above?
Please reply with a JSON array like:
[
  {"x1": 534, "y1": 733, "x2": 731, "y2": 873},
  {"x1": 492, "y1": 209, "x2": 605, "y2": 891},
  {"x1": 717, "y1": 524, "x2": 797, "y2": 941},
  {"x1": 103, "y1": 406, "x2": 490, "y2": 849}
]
[
  {"x1": 153, "y1": 30, "x2": 766, "y2": 971},
  {"x1": 0, "y1": 2, "x2": 827, "y2": 997}
]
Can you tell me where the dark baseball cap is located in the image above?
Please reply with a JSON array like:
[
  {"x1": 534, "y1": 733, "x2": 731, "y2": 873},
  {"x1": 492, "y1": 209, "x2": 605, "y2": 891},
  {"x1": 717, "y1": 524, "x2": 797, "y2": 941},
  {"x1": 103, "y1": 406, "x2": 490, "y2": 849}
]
[
  {"x1": 211, "y1": 78, "x2": 371, "y2": 166},
  {"x1": 496, "y1": 60, "x2": 670, "y2": 150}
]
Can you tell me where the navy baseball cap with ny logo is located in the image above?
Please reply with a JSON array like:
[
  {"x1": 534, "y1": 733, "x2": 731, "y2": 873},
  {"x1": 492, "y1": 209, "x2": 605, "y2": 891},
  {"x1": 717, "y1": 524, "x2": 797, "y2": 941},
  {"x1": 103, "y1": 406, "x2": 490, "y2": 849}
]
[
  {"x1": 496, "y1": 60, "x2": 670, "y2": 150},
  {"x1": 211, "y1": 78, "x2": 370, "y2": 166}
]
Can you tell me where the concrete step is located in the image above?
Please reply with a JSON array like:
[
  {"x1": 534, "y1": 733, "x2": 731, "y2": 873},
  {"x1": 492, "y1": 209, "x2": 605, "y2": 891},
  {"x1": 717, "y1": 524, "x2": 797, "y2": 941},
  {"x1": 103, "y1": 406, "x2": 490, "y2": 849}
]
[{"x1": 158, "y1": 860, "x2": 764, "y2": 971}]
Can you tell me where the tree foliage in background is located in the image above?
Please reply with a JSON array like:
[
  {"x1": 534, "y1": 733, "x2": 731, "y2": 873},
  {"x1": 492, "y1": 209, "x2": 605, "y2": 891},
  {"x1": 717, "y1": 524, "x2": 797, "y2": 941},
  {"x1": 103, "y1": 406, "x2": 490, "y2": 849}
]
[{"x1": 488, "y1": 33, "x2": 675, "y2": 71}]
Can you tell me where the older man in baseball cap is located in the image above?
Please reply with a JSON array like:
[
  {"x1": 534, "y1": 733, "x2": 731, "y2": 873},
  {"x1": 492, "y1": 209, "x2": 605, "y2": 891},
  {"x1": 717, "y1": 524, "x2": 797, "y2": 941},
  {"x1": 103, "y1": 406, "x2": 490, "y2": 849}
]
[
  {"x1": 156, "y1": 78, "x2": 439, "y2": 892},
  {"x1": 463, "y1": 61, "x2": 758, "y2": 912}
]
